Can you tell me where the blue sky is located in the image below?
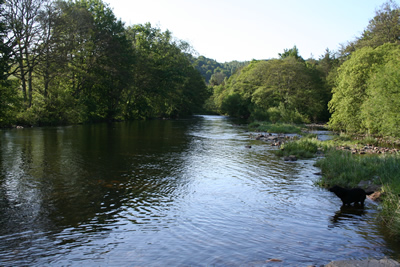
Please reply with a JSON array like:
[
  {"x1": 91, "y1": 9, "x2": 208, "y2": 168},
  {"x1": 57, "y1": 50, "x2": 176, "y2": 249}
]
[{"x1": 103, "y1": 0, "x2": 393, "y2": 62}]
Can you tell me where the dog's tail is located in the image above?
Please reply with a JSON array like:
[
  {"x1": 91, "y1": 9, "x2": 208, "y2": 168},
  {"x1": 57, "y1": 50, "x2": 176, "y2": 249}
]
[{"x1": 366, "y1": 191, "x2": 375, "y2": 195}]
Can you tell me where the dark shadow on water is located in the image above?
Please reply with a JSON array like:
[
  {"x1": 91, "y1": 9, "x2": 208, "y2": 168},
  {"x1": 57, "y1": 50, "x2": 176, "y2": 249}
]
[{"x1": 329, "y1": 204, "x2": 367, "y2": 228}]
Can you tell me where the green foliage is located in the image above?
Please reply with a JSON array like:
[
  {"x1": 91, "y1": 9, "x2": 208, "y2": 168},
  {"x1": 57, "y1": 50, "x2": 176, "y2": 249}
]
[
  {"x1": 316, "y1": 149, "x2": 400, "y2": 237},
  {"x1": 125, "y1": 23, "x2": 208, "y2": 119},
  {"x1": 0, "y1": 80, "x2": 21, "y2": 127},
  {"x1": 0, "y1": 1, "x2": 20, "y2": 127},
  {"x1": 328, "y1": 43, "x2": 400, "y2": 136},
  {"x1": 315, "y1": 150, "x2": 373, "y2": 187},
  {"x1": 2, "y1": 0, "x2": 209, "y2": 126},
  {"x1": 248, "y1": 121, "x2": 303, "y2": 134},
  {"x1": 212, "y1": 53, "x2": 328, "y2": 123},
  {"x1": 346, "y1": 1, "x2": 400, "y2": 53},
  {"x1": 316, "y1": 149, "x2": 400, "y2": 188},
  {"x1": 190, "y1": 55, "x2": 248, "y2": 84},
  {"x1": 278, "y1": 45, "x2": 304, "y2": 61},
  {"x1": 220, "y1": 93, "x2": 250, "y2": 118},
  {"x1": 362, "y1": 58, "x2": 400, "y2": 136},
  {"x1": 273, "y1": 137, "x2": 320, "y2": 159}
]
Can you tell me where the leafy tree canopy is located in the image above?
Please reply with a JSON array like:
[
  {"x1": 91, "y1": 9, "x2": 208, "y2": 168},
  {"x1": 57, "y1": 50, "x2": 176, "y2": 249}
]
[
  {"x1": 329, "y1": 43, "x2": 400, "y2": 136},
  {"x1": 190, "y1": 55, "x2": 248, "y2": 85},
  {"x1": 211, "y1": 49, "x2": 329, "y2": 123}
]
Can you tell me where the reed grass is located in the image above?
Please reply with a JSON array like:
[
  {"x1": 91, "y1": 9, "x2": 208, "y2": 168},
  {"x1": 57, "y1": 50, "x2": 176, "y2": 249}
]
[
  {"x1": 251, "y1": 122, "x2": 400, "y2": 237},
  {"x1": 273, "y1": 137, "x2": 320, "y2": 158},
  {"x1": 315, "y1": 148, "x2": 400, "y2": 238},
  {"x1": 248, "y1": 121, "x2": 304, "y2": 134}
]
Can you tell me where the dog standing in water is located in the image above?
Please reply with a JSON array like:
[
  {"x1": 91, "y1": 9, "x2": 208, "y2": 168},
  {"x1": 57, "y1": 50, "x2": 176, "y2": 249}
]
[{"x1": 329, "y1": 185, "x2": 374, "y2": 206}]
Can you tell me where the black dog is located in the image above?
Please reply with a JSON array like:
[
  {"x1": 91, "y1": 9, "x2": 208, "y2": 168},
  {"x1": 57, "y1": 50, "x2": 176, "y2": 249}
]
[{"x1": 329, "y1": 185, "x2": 374, "y2": 206}]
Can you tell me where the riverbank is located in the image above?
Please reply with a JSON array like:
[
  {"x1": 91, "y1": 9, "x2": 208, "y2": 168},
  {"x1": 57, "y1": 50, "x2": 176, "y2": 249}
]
[{"x1": 248, "y1": 123, "x2": 400, "y2": 239}]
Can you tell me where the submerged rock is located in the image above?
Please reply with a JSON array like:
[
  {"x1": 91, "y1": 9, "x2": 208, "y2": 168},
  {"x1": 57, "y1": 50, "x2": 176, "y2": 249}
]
[{"x1": 284, "y1": 155, "x2": 297, "y2": 161}]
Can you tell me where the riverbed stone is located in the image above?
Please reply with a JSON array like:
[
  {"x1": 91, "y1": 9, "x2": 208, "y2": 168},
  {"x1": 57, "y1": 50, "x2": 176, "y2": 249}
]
[
  {"x1": 325, "y1": 258, "x2": 400, "y2": 267},
  {"x1": 284, "y1": 155, "x2": 297, "y2": 161},
  {"x1": 357, "y1": 180, "x2": 382, "y2": 195}
]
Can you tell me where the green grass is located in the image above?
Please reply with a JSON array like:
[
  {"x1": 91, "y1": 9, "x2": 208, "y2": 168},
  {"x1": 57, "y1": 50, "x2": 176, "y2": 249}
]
[
  {"x1": 272, "y1": 137, "x2": 320, "y2": 159},
  {"x1": 248, "y1": 121, "x2": 304, "y2": 134},
  {"x1": 249, "y1": 122, "x2": 400, "y2": 237},
  {"x1": 315, "y1": 149, "x2": 379, "y2": 187},
  {"x1": 315, "y1": 148, "x2": 400, "y2": 238},
  {"x1": 270, "y1": 132, "x2": 400, "y2": 238}
]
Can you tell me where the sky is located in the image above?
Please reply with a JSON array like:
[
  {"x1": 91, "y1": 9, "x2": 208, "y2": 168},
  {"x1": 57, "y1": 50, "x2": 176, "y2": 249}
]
[{"x1": 103, "y1": 0, "x2": 393, "y2": 62}]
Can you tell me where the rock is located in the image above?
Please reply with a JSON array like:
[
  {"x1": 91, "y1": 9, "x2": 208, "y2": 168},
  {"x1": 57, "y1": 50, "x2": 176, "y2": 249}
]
[
  {"x1": 358, "y1": 180, "x2": 372, "y2": 188},
  {"x1": 245, "y1": 145, "x2": 252, "y2": 148},
  {"x1": 266, "y1": 258, "x2": 282, "y2": 263},
  {"x1": 284, "y1": 155, "x2": 297, "y2": 161},
  {"x1": 271, "y1": 141, "x2": 281, "y2": 146},
  {"x1": 266, "y1": 136, "x2": 277, "y2": 141},
  {"x1": 368, "y1": 191, "x2": 383, "y2": 201},
  {"x1": 325, "y1": 258, "x2": 400, "y2": 267},
  {"x1": 357, "y1": 180, "x2": 381, "y2": 194}
]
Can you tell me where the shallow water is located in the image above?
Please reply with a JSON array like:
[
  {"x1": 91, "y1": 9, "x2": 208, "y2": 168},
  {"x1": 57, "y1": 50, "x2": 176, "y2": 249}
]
[{"x1": 0, "y1": 115, "x2": 398, "y2": 266}]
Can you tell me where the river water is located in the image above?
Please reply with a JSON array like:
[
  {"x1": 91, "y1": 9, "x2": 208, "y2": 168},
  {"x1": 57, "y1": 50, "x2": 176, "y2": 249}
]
[{"x1": 0, "y1": 115, "x2": 399, "y2": 266}]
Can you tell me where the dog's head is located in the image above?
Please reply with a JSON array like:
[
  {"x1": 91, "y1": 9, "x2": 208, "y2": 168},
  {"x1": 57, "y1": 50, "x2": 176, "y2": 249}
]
[
  {"x1": 329, "y1": 185, "x2": 347, "y2": 196},
  {"x1": 329, "y1": 185, "x2": 344, "y2": 194}
]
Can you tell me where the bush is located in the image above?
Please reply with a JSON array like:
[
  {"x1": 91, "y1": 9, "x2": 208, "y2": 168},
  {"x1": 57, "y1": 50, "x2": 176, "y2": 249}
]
[
  {"x1": 266, "y1": 103, "x2": 310, "y2": 124},
  {"x1": 220, "y1": 93, "x2": 250, "y2": 118}
]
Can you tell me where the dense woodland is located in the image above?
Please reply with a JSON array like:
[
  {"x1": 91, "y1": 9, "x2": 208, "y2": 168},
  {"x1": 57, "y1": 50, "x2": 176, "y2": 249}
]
[
  {"x1": 190, "y1": 56, "x2": 248, "y2": 86},
  {"x1": 1, "y1": 0, "x2": 400, "y2": 138},
  {"x1": 0, "y1": 0, "x2": 209, "y2": 126}
]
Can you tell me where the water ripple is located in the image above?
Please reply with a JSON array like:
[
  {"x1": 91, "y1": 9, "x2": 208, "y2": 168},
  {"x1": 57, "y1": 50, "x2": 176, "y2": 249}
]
[{"x1": 0, "y1": 116, "x2": 396, "y2": 266}]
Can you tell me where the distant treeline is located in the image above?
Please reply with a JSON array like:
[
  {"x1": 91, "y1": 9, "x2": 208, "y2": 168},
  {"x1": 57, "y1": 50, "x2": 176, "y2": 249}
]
[
  {"x1": 206, "y1": 1, "x2": 400, "y2": 137},
  {"x1": 189, "y1": 56, "x2": 249, "y2": 85},
  {"x1": 1, "y1": 0, "x2": 400, "y2": 138}
]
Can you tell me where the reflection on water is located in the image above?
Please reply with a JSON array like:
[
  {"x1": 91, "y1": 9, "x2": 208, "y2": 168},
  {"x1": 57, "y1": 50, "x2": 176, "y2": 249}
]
[{"x1": 0, "y1": 116, "x2": 399, "y2": 266}]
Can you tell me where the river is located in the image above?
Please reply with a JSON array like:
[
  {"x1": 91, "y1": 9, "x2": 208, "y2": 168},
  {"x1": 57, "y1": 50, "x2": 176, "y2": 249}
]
[{"x1": 0, "y1": 115, "x2": 399, "y2": 266}]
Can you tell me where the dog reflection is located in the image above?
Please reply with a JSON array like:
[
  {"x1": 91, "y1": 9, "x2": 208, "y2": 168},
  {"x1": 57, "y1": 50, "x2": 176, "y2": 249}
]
[{"x1": 329, "y1": 205, "x2": 367, "y2": 227}]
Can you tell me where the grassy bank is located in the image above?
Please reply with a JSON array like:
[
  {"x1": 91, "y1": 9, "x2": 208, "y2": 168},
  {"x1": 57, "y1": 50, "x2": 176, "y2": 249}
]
[
  {"x1": 262, "y1": 129, "x2": 400, "y2": 238},
  {"x1": 248, "y1": 121, "x2": 304, "y2": 134},
  {"x1": 272, "y1": 137, "x2": 321, "y2": 158},
  {"x1": 315, "y1": 149, "x2": 400, "y2": 237}
]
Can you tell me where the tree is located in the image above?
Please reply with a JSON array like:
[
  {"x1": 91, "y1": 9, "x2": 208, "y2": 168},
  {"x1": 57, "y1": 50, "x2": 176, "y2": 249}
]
[
  {"x1": 4, "y1": 0, "x2": 48, "y2": 107},
  {"x1": 252, "y1": 57, "x2": 324, "y2": 122},
  {"x1": 0, "y1": 0, "x2": 20, "y2": 127},
  {"x1": 278, "y1": 45, "x2": 304, "y2": 61},
  {"x1": 0, "y1": 0, "x2": 9, "y2": 80},
  {"x1": 213, "y1": 54, "x2": 326, "y2": 123},
  {"x1": 125, "y1": 23, "x2": 207, "y2": 119},
  {"x1": 345, "y1": 1, "x2": 400, "y2": 54},
  {"x1": 45, "y1": 0, "x2": 135, "y2": 123},
  {"x1": 328, "y1": 43, "x2": 400, "y2": 135},
  {"x1": 209, "y1": 72, "x2": 226, "y2": 86},
  {"x1": 361, "y1": 45, "x2": 400, "y2": 136}
]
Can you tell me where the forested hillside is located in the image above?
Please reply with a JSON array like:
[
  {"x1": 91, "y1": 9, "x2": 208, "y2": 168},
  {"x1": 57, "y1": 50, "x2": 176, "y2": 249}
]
[
  {"x1": 206, "y1": 1, "x2": 400, "y2": 137},
  {"x1": 189, "y1": 56, "x2": 248, "y2": 85},
  {"x1": 0, "y1": 0, "x2": 209, "y2": 126},
  {"x1": 209, "y1": 47, "x2": 336, "y2": 123}
]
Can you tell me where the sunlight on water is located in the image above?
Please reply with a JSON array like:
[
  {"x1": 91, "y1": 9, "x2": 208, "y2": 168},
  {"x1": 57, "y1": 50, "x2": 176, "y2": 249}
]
[{"x1": 0, "y1": 116, "x2": 398, "y2": 266}]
